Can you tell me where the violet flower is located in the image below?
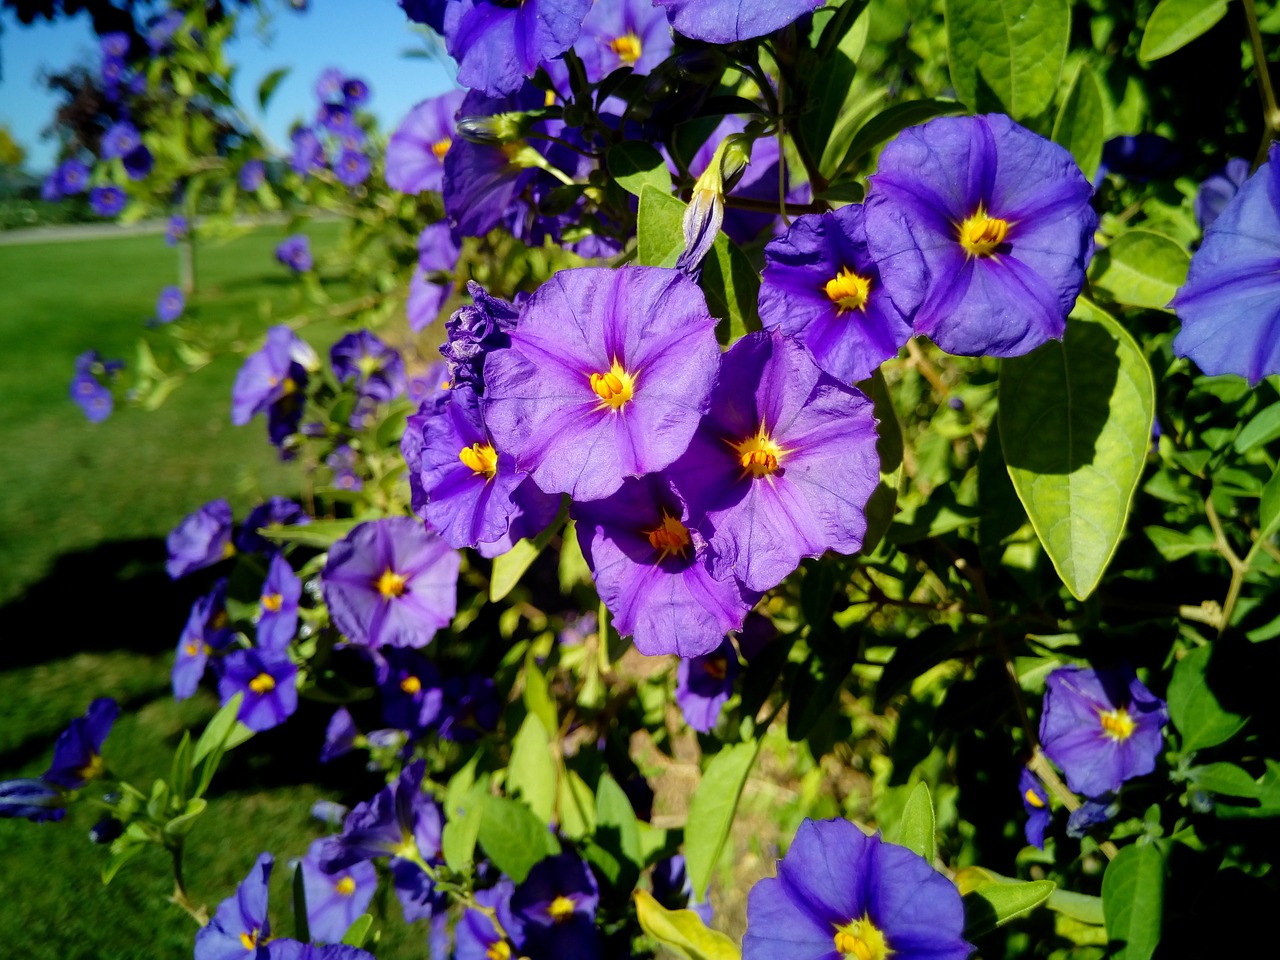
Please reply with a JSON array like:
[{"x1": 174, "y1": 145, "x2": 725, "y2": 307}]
[
  {"x1": 455, "y1": 879, "x2": 525, "y2": 960},
  {"x1": 386, "y1": 91, "x2": 466, "y2": 194},
  {"x1": 166, "y1": 498, "x2": 234, "y2": 579},
  {"x1": 165, "y1": 214, "x2": 188, "y2": 246},
  {"x1": 290, "y1": 127, "x2": 326, "y2": 175},
  {"x1": 173, "y1": 579, "x2": 234, "y2": 700},
  {"x1": 676, "y1": 638, "x2": 739, "y2": 733},
  {"x1": 70, "y1": 372, "x2": 113, "y2": 422},
  {"x1": 240, "y1": 159, "x2": 266, "y2": 192},
  {"x1": 437, "y1": 674, "x2": 501, "y2": 742},
  {"x1": 654, "y1": 0, "x2": 823, "y2": 43},
  {"x1": 440, "y1": 280, "x2": 519, "y2": 394},
  {"x1": 276, "y1": 234, "x2": 313, "y2": 272},
  {"x1": 443, "y1": 0, "x2": 593, "y2": 97},
  {"x1": 90, "y1": 186, "x2": 126, "y2": 217},
  {"x1": 155, "y1": 285, "x2": 185, "y2": 323},
  {"x1": 45, "y1": 698, "x2": 119, "y2": 790},
  {"x1": 864, "y1": 113, "x2": 1096, "y2": 358},
  {"x1": 123, "y1": 145, "x2": 153, "y2": 180},
  {"x1": 55, "y1": 158, "x2": 89, "y2": 195},
  {"x1": 1019, "y1": 767, "x2": 1050, "y2": 849},
  {"x1": 0, "y1": 778, "x2": 66, "y2": 823},
  {"x1": 321, "y1": 707, "x2": 360, "y2": 764},
  {"x1": 1039, "y1": 665, "x2": 1167, "y2": 798},
  {"x1": 101, "y1": 120, "x2": 141, "y2": 160},
  {"x1": 334, "y1": 149, "x2": 371, "y2": 188},
  {"x1": 218, "y1": 649, "x2": 298, "y2": 732},
  {"x1": 511, "y1": 853, "x2": 602, "y2": 958},
  {"x1": 483, "y1": 266, "x2": 721, "y2": 502},
  {"x1": 574, "y1": 0, "x2": 674, "y2": 79},
  {"x1": 743, "y1": 819, "x2": 972, "y2": 960},
  {"x1": 331, "y1": 330, "x2": 406, "y2": 407},
  {"x1": 376, "y1": 648, "x2": 444, "y2": 734},
  {"x1": 257, "y1": 553, "x2": 301, "y2": 653},
  {"x1": 236, "y1": 497, "x2": 311, "y2": 555},
  {"x1": 1194, "y1": 157, "x2": 1250, "y2": 231},
  {"x1": 321, "y1": 518, "x2": 460, "y2": 649},
  {"x1": 231, "y1": 326, "x2": 311, "y2": 446},
  {"x1": 299, "y1": 838, "x2": 377, "y2": 945},
  {"x1": 194, "y1": 852, "x2": 290, "y2": 960}
]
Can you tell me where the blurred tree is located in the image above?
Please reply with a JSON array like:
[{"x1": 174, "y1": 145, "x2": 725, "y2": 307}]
[{"x1": 0, "y1": 123, "x2": 26, "y2": 168}]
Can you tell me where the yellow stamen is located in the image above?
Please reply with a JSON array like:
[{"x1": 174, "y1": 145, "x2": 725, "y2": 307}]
[
  {"x1": 703, "y1": 657, "x2": 728, "y2": 680},
  {"x1": 261, "y1": 592, "x2": 283, "y2": 613},
  {"x1": 589, "y1": 360, "x2": 636, "y2": 410},
  {"x1": 335, "y1": 876, "x2": 357, "y2": 896},
  {"x1": 249, "y1": 672, "x2": 276, "y2": 695},
  {"x1": 544, "y1": 89, "x2": 558, "y2": 107},
  {"x1": 646, "y1": 511, "x2": 692, "y2": 561},
  {"x1": 1024, "y1": 787, "x2": 1046, "y2": 809},
  {"x1": 76, "y1": 753, "x2": 105, "y2": 783},
  {"x1": 610, "y1": 33, "x2": 643, "y2": 63},
  {"x1": 279, "y1": 377, "x2": 298, "y2": 396},
  {"x1": 401, "y1": 675, "x2": 422, "y2": 695},
  {"x1": 431, "y1": 137, "x2": 452, "y2": 161},
  {"x1": 375, "y1": 568, "x2": 408, "y2": 599},
  {"x1": 1099, "y1": 706, "x2": 1137, "y2": 741},
  {"x1": 733, "y1": 429, "x2": 784, "y2": 478},
  {"x1": 957, "y1": 207, "x2": 1010, "y2": 257},
  {"x1": 824, "y1": 267, "x2": 872, "y2": 312},
  {"x1": 486, "y1": 942, "x2": 513, "y2": 960},
  {"x1": 184, "y1": 641, "x2": 201, "y2": 657},
  {"x1": 548, "y1": 895, "x2": 576, "y2": 922},
  {"x1": 833, "y1": 915, "x2": 890, "y2": 960},
  {"x1": 222, "y1": 540, "x2": 237, "y2": 559},
  {"x1": 459, "y1": 442, "x2": 499, "y2": 480},
  {"x1": 240, "y1": 931, "x2": 259, "y2": 950}
]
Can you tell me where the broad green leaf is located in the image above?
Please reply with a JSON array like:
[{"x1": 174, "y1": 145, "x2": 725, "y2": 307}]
[
  {"x1": 838, "y1": 98, "x2": 965, "y2": 173},
  {"x1": 945, "y1": 0, "x2": 1070, "y2": 119},
  {"x1": 1234, "y1": 402, "x2": 1280, "y2": 453},
  {"x1": 1052, "y1": 63, "x2": 1105, "y2": 181},
  {"x1": 192, "y1": 692, "x2": 243, "y2": 765},
  {"x1": 1259, "y1": 464, "x2": 1280, "y2": 542},
  {"x1": 999, "y1": 299, "x2": 1155, "y2": 599},
  {"x1": 800, "y1": 3, "x2": 874, "y2": 177},
  {"x1": 685, "y1": 740, "x2": 760, "y2": 899},
  {"x1": 1046, "y1": 888, "x2": 1106, "y2": 926},
  {"x1": 596, "y1": 772, "x2": 644, "y2": 873},
  {"x1": 441, "y1": 780, "x2": 488, "y2": 872},
  {"x1": 341, "y1": 914, "x2": 374, "y2": 948},
  {"x1": 1090, "y1": 230, "x2": 1189, "y2": 309},
  {"x1": 1139, "y1": 0, "x2": 1230, "y2": 62},
  {"x1": 1102, "y1": 843, "x2": 1165, "y2": 960},
  {"x1": 490, "y1": 505, "x2": 567, "y2": 601},
  {"x1": 523, "y1": 651, "x2": 559, "y2": 738},
  {"x1": 558, "y1": 768, "x2": 597, "y2": 840},
  {"x1": 608, "y1": 142, "x2": 672, "y2": 198},
  {"x1": 1167, "y1": 644, "x2": 1248, "y2": 752},
  {"x1": 1193, "y1": 761, "x2": 1262, "y2": 798},
  {"x1": 257, "y1": 68, "x2": 290, "y2": 110},
  {"x1": 1142, "y1": 524, "x2": 1215, "y2": 561},
  {"x1": 507, "y1": 715, "x2": 557, "y2": 823},
  {"x1": 958, "y1": 867, "x2": 1056, "y2": 938},
  {"x1": 476, "y1": 794, "x2": 560, "y2": 883},
  {"x1": 891, "y1": 781, "x2": 936, "y2": 864},
  {"x1": 637, "y1": 185, "x2": 686, "y2": 266},
  {"x1": 634, "y1": 889, "x2": 741, "y2": 960},
  {"x1": 1216, "y1": 759, "x2": 1280, "y2": 819},
  {"x1": 259, "y1": 519, "x2": 359, "y2": 549}
]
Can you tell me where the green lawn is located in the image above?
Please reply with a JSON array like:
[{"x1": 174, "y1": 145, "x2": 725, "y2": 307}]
[{"x1": 0, "y1": 225, "x2": 427, "y2": 958}]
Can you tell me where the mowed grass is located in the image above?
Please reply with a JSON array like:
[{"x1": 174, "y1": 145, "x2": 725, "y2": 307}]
[{"x1": 0, "y1": 225, "x2": 427, "y2": 958}]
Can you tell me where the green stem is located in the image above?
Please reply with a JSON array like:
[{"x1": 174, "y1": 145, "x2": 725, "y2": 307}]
[{"x1": 1242, "y1": 0, "x2": 1280, "y2": 163}]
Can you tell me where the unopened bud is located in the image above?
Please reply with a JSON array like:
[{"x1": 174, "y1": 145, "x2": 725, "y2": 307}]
[
  {"x1": 720, "y1": 134, "x2": 754, "y2": 193},
  {"x1": 456, "y1": 112, "x2": 526, "y2": 145}
]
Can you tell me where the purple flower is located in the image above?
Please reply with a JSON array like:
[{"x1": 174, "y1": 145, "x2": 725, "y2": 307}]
[
  {"x1": 1098, "y1": 134, "x2": 1180, "y2": 183},
  {"x1": 321, "y1": 708, "x2": 360, "y2": 764},
  {"x1": 147, "y1": 10, "x2": 185, "y2": 53},
  {"x1": 101, "y1": 121, "x2": 141, "y2": 160},
  {"x1": 331, "y1": 330, "x2": 406, "y2": 405},
  {"x1": 231, "y1": 326, "x2": 311, "y2": 447},
  {"x1": 155, "y1": 285, "x2": 185, "y2": 323},
  {"x1": 0, "y1": 778, "x2": 66, "y2": 823},
  {"x1": 194, "y1": 853, "x2": 289, "y2": 960},
  {"x1": 166, "y1": 498, "x2": 234, "y2": 579},
  {"x1": 322, "y1": 518, "x2": 460, "y2": 650},
  {"x1": 236, "y1": 497, "x2": 310, "y2": 555},
  {"x1": 654, "y1": 0, "x2": 823, "y2": 43},
  {"x1": 55, "y1": 158, "x2": 90, "y2": 195},
  {"x1": 90, "y1": 186, "x2": 126, "y2": 217},
  {"x1": 173, "y1": 579, "x2": 234, "y2": 700},
  {"x1": 276, "y1": 234, "x2": 313, "y2": 273},
  {"x1": 1195, "y1": 157, "x2": 1251, "y2": 231},
  {"x1": 70, "y1": 373, "x2": 113, "y2": 422},
  {"x1": 864, "y1": 113, "x2": 1097, "y2": 358},
  {"x1": 315, "y1": 67, "x2": 346, "y2": 103},
  {"x1": 299, "y1": 838, "x2": 377, "y2": 944},
  {"x1": 456, "y1": 879, "x2": 525, "y2": 960},
  {"x1": 386, "y1": 90, "x2": 466, "y2": 195},
  {"x1": 437, "y1": 674, "x2": 501, "y2": 742},
  {"x1": 574, "y1": 0, "x2": 674, "y2": 79},
  {"x1": 257, "y1": 553, "x2": 301, "y2": 652},
  {"x1": 676, "y1": 638, "x2": 739, "y2": 733},
  {"x1": 743, "y1": 819, "x2": 972, "y2": 960},
  {"x1": 41, "y1": 171, "x2": 62, "y2": 202},
  {"x1": 318, "y1": 102, "x2": 358, "y2": 137},
  {"x1": 483, "y1": 266, "x2": 721, "y2": 501},
  {"x1": 402, "y1": 384, "x2": 559, "y2": 556},
  {"x1": 409, "y1": 224, "x2": 459, "y2": 332},
  {"x1": 100, "y1": 32, "x2": 130, "y2": 59},
  {"x1": 218, "y1": 649, "x2": 298, "y2": 732},
  {"x1": 123, "y1": 145, "x2": 153, "y2": 180},
  {"x1": 165, "y1": 214, "x2": 188, "y2": 246},
  {"x1": 377, "y1": 648, "x2": 444, "y2": 733},
  {"x1": 1172, "y1": 144, "x2": 1280, "y2": 384},
  {"x1": 290, "y1": 127, "x2": 326, "y2": 175},
  {"x1": 1039, "y1": 665, "x2": 1168, "y2": 798},
  {"x1": 409, "y1": 270, "x2": 451, "y2": 333},
  {"x1": 409, "y1": 361, "x2": 452, "y2": 406},
  {"x1": 240, "y1": 159, "x2": 267, "y2": 192},
  {"x1": 342, "y1": 77, "x2": 370, "y2": 107},
  {"x1": 334, "y1": 149, "x2": 371, "y2": 188},
  {"x1": 669, "y1": 332, "x2": 881, "y2": 593},
  {"x1": 1019, "y1": 767, "x2": 1050, "y2": 849},
  {"x1": 45, "y1": 698, "x2": 119, "y2": 790},
  {"x1": 1066, "y1": 796, "x2": 1117, "y2": 839},
  {"x1": 572, "y1": 473, "x2": 759, "y2": 657},
  {"x1": 511, "y1": 853, "x2": 601, "y2": 948},
  {"x1": 327, "y1": 444, "x2": 364, "y2": 491},
  {"x1": 444, "y1": 0, "x2": 592, "y2": 97},
  {"x1": 439, "y1": 280, "x2": 519, "y2": 393},
  {"x1": 760, "y1": 206, "x2": 912, "y2": 383}
]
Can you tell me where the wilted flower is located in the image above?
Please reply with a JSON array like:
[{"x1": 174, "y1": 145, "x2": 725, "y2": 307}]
[
  {"x1": 439, "y1": 280, "x2": 519, "y2": 393},
  {"x1": 166, "y1": 498, "x2": 234, "y2": 579},
  {"x1": 155, "y1": 285, "x2": 185, "y2": 323}
]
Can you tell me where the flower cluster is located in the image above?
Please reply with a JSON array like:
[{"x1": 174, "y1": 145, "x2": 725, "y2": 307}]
[
  {"x1": 69, "y1": 350, "x2": 124, "y2": 423},
  {"x1": 288, "y1": 68, "x2": 374, "y2": 189}
]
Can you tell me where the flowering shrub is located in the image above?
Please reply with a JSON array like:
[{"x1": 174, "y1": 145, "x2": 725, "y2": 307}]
[{"x1": 11, "y1": 0, "x2": 1280, "y2": 957}]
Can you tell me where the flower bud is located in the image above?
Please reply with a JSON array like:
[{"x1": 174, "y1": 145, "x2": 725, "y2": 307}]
[{"x1": 455, "y1": 112, "x2": 526, "y2": 145}]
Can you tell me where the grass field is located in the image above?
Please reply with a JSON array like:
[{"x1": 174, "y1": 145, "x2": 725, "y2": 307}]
[{"x1": 0, "y1": 224, "x2": 426, "y2": 959}]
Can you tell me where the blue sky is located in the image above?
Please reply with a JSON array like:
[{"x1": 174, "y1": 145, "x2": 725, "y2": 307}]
[{"x1": 0, "y1": 1, "x2": 459, "y2": 172}]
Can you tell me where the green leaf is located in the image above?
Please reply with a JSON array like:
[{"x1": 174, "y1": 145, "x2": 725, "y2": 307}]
[
  {"x1": 293, "y1": 860, "x2": 311, "y2": 944},
  {"x1": 1234, "y1": 402, "x2": 1280, "y2": 453},
  {"x1": 102, "y1": 840, "x2": 146, "y2": 885},
  {"x1": 1167, "y1": 644, "x2": 1248, "y2": 752},
  {"x1": 1090, "y1": 230, "x2": 1189, "y2": 309},
  {"x1": 490, "y1": 505, "x2": 567, "y2": 601},
  {"x1": 259, "y1": 519, "x2": 360, "y2": 549},
  {"x1": 891, "y1": 781, "x2": 936, "y2": 864},
  {"x1": 476, "y1": 794, "x2": 560, "y2": 883},
  {"x1": 1139, "y1": 0, "x2": 1230, "y2": 61},
  {"x1": 637, "y1": 184, "x2": 686, "y2": 267},
  {"x1": 558, "y1": 768, "x2": 597, "y2": 840},
  {"x1": 162, "y1": 797, "x2": 208, "y2": 839},
  {"x1": 507, "y1": 714, "x2": 557, "y2": 823},
  {"x1": 634, "y1": 889, "x2": 741, "y2": 960},
  {"x1": 685, "y1": 740, "x2": 760, "y2": 899},
  {"x1": 799, "y1": 3, "x2": 874, "y2": 177},
  {"x1": 1259, "y1": 464, "x2": 1280, "y2": 543},
  {"x1": 1102, "y1": 843, "x2": 1165, "y2": 960},
  {"x1": 192, "y1": 693, "x2": 243, "y2": 765},
  {"x1": 1046, "y1": 888, "x2": 1106, "y2": 926},
  {"x1": 595, "y1": 772, "x2": 643, "y2": 869},
  {"x1": 1216, "y1": 759, "x2": 1280, "y2": 818},
  {"x1": 838, "y1": 98, "x2": 965, "y2": 172},
  {"x1": 1052, "y1": 63, "x2": 1105, "y2": 181},
  {"x1": 999, "y1": 299, "x2": 1155, "y2": 599},
  {"x1": 341, "y1": 914, "x2": 374, "y2": 948},
  {"x1": 945, "y1": 0, "x2": 1070, "y2": 119},
  {"x1": 169, "y1": 731, "x2": 193, "y2": 807},
  {"x1": 257, "y1": 67, "x2": 290, "y2": 110},
  {"x1": 608, "y1": 142, "x2": 672, "y2": 198},
  {"x1": 523, "y1": 651, "x2": 559, "y2": 738},
  {"x1": 959, "y1": 867, "x2": 1056, "y2": 938},
  {"x1": 1193, "y1": 761, "x2": 1262, "y2": 799},
  {"x1": 441, "y1": 780, "x2": 488, "y2": 873}
]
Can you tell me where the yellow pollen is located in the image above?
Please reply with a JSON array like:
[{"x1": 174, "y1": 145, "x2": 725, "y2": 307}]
[
  {"x1": 486, "y1": 943, "x2": 513, "y2": 960},
  {"x1": 401, "y1": 675, "x2": 422, "y2": 695},
  {"x1": 733, "y1": 429, "x2": 784, "y2": 478},
  {"x1": 610, "y1": 32, "x2": 643, "y2": 63},
  {"x1": 544, "y1": 89, "x2": 558, "y2": 107},
  {"x1": 958, "y1": 208, "x2": 1010, "y2": 257},
  {"x1": 184, "y1": 641, "x2": 201, "y2": 657},
  {"x1": 833, "y1": 915, "x2": 890, "y2": 960},
  {"x1": 222, "y1": 540, "x2": 236, "y2": 559},
  {"x1": 375, "y1": 568, "x2": 409, "y2": 599},
  {"x1": 824, "y1": 267, "x2": 872, "y2": 312},
  {"x1": 211, "y1": 611, "x2": 228, "y2": 629},
  {"x1": 249, "y1": 672, "x2": 276, "y2": 695},
  {"x1": 280, "y1": 377, "x2": 298, "y2": 396},
  {"x1": 703, "y1": 657, "x2": 728, "y2": 680},
  {"x1": 261, "y1": 592, "x2": 283, "y2": 613},
  {"x1": 76, "y1": 753, "x2": 105, "y2": 783},
  {"x1": 431, "y1": 137, "x2": 452, "y2": 161},
  {"x1": 589, "y1": 360, "x2": 636, "y2": 410},
  {"x1": 1099, "y1": 706, "x2": 1137, "y2": 741},
  {"x1": 548, "y1": 895, "x2": 576, "y2": 922},
  {"x1": 240, "y1": 929, "x2": 261, "y2": 950},
  {"x1": 459, "y1": 442, "x2": 499, "y2": 479},
  {"x1": 1024, "y1": 787, "x2": 1046, "y2": 809},
  {"x1": 646, "y1": 511, "x2": 692, "y2": 561},
  {"x1": 335, "y1": 875, "x2": 357, "y2": 897}
]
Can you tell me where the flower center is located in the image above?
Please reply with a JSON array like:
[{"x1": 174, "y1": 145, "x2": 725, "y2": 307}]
[
  {"x1": 1024, "y1": 787, "x2": 1046, "y2": 809},
  {"x1": 375, "y1": 568, "x2": 409, "y2": 599},
  {"x1": 703, "y1": 657, "x2": 728, "y2": 680},
  {"x1": 611, "y1": 32, "x2": 643, "y2": 63},
  {"x1": 76, "y1": 753, "x2": 105, "y2": 783},
  {"x1": 240, "y1": 929, "x2": 262, "y2": 950},
  {"x1": 646, "y1": 511, "x2": 692, "y2": 561},
  {"x1": 548, "y1": 895, "x2": 576, "y2": 922},
  {"x1": 261, "y1": 592, "x2": 283, "y2": 613},
  {"x1": 1099, "y1": 706, "x2": 1136, "y2": 741},
  {"x1": 958, "y1": 208, "x2": 1010, "y2": 257},
  {"x1": 733, "y1": 429, "x2": 783, "y2": 478},
  {"x1": 589, "y1": 360, "x2": 635, "y2": 410},
  {"x1": 431, "y1": 137, "x2": 452, "y2": 161},
  {"x1": 834, "y1": 915, "x2": 890, "y2": 960},
  {"x1": 486, "y1": 943, "x2": 513, "y2": 960},
  {"x1": 335, "y1": 875, "x2": 357, "y2": 896},
  {"x1": 249, "y1": 672, "x2": 276, "y2": 695},
  {"x1": 459, "y1": 442, "x2": 499, "y2": 479},
  {"x1": 824, "y1": 267, "x2": 872, "y2": 312},
  {"x1": 400, "y1": 675, "x2": 422, "y2": 695}
]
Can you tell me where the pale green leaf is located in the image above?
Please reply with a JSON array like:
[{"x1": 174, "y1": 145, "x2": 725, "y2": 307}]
[
  {"x1": 891, "y1": 781, "x2": 936, "y2": 864},
  {"x1": 608, "y1": 142, "x2": 672, "y2": 198},
  {"x1": 959, "y1": 867, "x2": 1056, "y2": 938},
  {"x1": 945, "y1": 0, "x2": 1070, "y2": 119},
  {"x1": 1102, "y1": 843, "x2": 1165, "y2": 960},
  {"x1": 507, "y1": 714, "x2": 556, "y2": 824},
  {"x1": 1052, "y1": 63, "x2": 1105, "y2": 181},
  {"x1": 258, "y1": 519, "x2": 359, "y2": 549},
  {"x1": 634, "y1": 890, "x2": 741, "y2": 960},
  {"x1": 1167, "y1": 644, "x2": 1248, "y2": 752},
  {"x1": 476, "y1": 794, "x2": 560, "y2": 883},
  {"x1": 1091, "y1": 230, "x2": 1189, "y2": 310},
  {"x1": 1139, "y1": 0, "x2": 1230, "y2": 62},
  {"x1": 685, "y1": 740, "x2": 759, "y2": 899}
]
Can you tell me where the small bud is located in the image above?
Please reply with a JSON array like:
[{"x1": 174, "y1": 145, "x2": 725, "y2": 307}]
[
  {"x1": 89, "y1": 817, "x2": 124, "y2": 844},
  {"x1": 455, "y1": 112, "x2": 526, "y2": 145},
  {"x1": 720, "y1": 134, "x2": 754, "y2": 193}
]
